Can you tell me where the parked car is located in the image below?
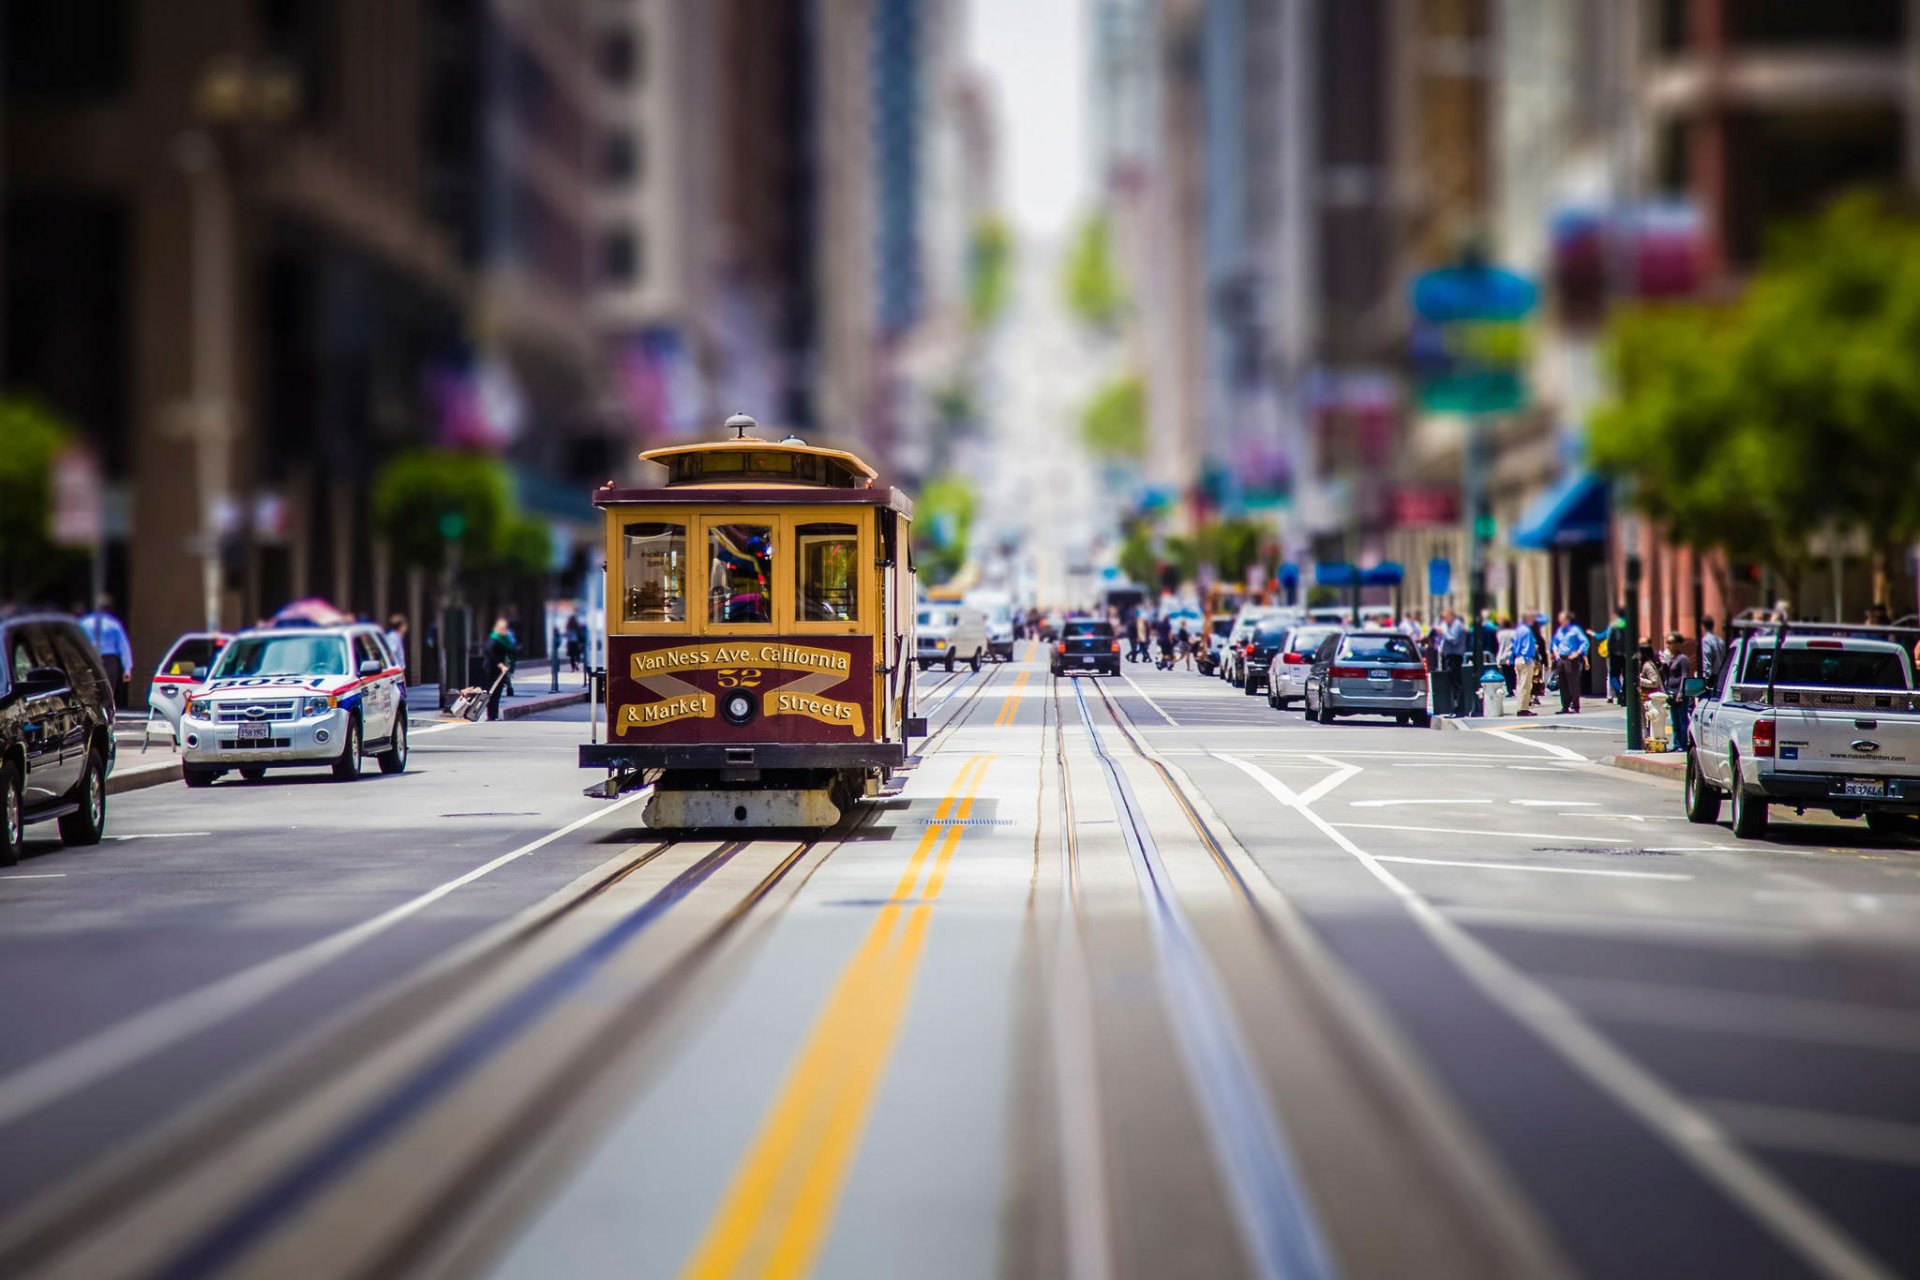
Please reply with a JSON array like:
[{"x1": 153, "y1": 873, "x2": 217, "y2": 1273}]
[
  {"x1": 1686, "y1": 625, "x2": 1920, "y2": 838},
  {"x1": 1221, "y1": 607, "x2": 1290, "y2": 684},
  {"x1": 177, "y1": 623, "x2": 407, "y2": 786},
  {"x1": 1052, "y1": 619, "x2": 1120, "y2": 677},
  {"x1": 145, "y1": 630, "x2": 232, "y2": 745},
  {"x1": 1264, "y1": 624, "x2": 1343, "y2": 707},
  {"x1": 2, "y1": 612, "x2": 117, "y2": 863},
  {"x1": 1302, "y1": 630, "x2": 1432, "y2": 727}
]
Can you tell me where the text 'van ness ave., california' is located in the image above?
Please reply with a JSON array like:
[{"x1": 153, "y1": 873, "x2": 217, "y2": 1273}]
[{"x1": 630, "y1": 643, "x2": 852, "y2": 678}]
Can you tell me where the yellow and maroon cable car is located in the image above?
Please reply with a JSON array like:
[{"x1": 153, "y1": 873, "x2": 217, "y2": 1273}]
[{"x1": 582, "y1": 415, "x2": 922, "y2": 828}]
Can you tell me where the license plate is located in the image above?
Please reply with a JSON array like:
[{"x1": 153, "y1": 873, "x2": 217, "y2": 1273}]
[
  {"x1": 1369, "y1": 669, "x2": 1391, "y2": 681},
  {"x1": 1079, "y1": 657, "x2": 1096, "y2": 665},
  {"x1": 236, "y1": 722, "x2": 269, "y2": 741},
  {"x1": 1843, "y1": 778, "x2": 1886, "y2": 798}
]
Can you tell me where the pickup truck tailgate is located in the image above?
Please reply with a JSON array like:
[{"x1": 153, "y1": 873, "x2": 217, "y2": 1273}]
[{"x1": 1769, "y1": 703, "x2": 1920, "y2": 775}]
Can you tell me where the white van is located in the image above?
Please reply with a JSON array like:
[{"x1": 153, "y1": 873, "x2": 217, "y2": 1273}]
[{"x1": 915, "y1": 606, "x2": 991, "y2": 672}]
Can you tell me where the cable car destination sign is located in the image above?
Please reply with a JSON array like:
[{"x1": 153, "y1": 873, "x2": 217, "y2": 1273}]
[{"x1": 614, "y1": 639, "x2": 869, "y2": 736}]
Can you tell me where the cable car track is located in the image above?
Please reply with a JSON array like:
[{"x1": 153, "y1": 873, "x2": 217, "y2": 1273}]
[{"x1": 1053, "y1": 674, "x2": 1336, "y2": 1280}]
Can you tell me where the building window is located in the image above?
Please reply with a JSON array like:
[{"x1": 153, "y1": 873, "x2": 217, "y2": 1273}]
[
  {"x1": 602, "y1": 228, "x2": 642, "y2": 285},
  {"x1": 599, "y1": 28, "x2": 641, "y2": 86},
  {"x1": 602, "y1": 130, "x2": 642, "y2": 185}
]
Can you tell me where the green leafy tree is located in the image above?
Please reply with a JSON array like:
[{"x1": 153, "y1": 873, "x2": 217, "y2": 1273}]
[
  {"x1": 1591, "y1": 193, "x2": 1920, "y2": 582},
  {"x1": 0, "y1": 398, "x2": 86, "y2": 601},
  {"x1": 1080, "y1": 374, "x2": 1146, "y2": 460},
  {"x1": 1117, "y1": 526, "x2": 1159, "y2": 586},
  {"x1": 371, "y1": 449, "x2": 516, "y2": 575},
  {"x1": 1062, "y1": 213, "x2": 1126, "y2": 331},
  {"x1": 913, "y1": 475, "x2": 977, "y2": 584}
]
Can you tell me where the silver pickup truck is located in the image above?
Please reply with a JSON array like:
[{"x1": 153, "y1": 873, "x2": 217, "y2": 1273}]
[{"x1": 1685, "y1": 626, "x2": 1920, "y2": 838}]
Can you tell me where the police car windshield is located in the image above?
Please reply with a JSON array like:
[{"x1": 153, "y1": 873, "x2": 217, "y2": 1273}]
[{"x1": 212, "y1": 634, "x2": 350, "y2": 679}]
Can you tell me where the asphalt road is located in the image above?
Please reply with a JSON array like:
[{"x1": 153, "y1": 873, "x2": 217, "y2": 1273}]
[{"x1": 2, "y1": 647, "x2": 1917, "y2": 1279}]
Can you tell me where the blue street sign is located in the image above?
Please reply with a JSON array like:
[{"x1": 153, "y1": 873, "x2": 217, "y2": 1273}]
[
  {"x1": 1411, "y1": 264, "x2": 1539, "y2": 323},
  {"x1": 1428, "y1": 557, "x2": 1452, "y2": 597}
]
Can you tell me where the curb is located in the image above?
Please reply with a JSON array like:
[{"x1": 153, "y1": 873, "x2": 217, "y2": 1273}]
[
  {"x1": 1603, "y1": 752, "x2": 1686, "y2": 782},
  {"x1": 408, "y1": 689, "x2": 588, "y2": 727},
  {"x1": 107, "y1": 760, "x2": 183, "y2": 795}
]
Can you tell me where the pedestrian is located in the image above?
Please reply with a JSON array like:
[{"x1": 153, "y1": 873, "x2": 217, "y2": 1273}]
[
  {"x1": 1638, "y1": 640, "x2": 1671, "y2": 749},
  {"x1": 77, "y1": 595, "x2": 132, "y2": 712},
  {"x1": 566, "y1": 615, "x2": 585, "y2": 672},
  {"x1": 1606, "y1": 605, "x2": 1628, "y2": 703},
  {"x1": 1551, "y1": 610, "x2": 1590, "y2": 713},
  {"x1": 483, "y1": 617, "x2": 515, "y2": 721},
  {"x1": 1175, "y1": 623, "x2": 1195, "y2": 671},
  {"x1": 1438, "y1": 609, "x2": 1469, "y2": 717},
  {"x1": 1699, "y1": 616, "x2": 1726, "y2": 688},
  {"x1": 384, "y1": 614, "x2": 408, "y2": 677},
  {"x1": 1132, "y1": 612, "x2": 1151, "y2": 662},
  {"x1": 1495, "y1": 615, "x2": 1517, "y2": 695},
  {"x1": 502, "y1": 608, "x2": 521, "y2": 696},
  {"x1": 1664, "y1": 631, "x2": 1695, "y2": 752},
  {"x1": 1510, "y1": 617, "x2": 1541, "y2": 715}
]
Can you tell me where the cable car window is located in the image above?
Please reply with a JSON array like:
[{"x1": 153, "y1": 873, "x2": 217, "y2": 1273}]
[
  {"x1": 708, "y1": 523, "x2": 774, "y2": 624},
  {"x1": 749, "y1": 451, "x2": 796, "y2": 474},
  {"x1": 796, "y1": 523, "x2": 859, "y2": 621},
  {"x1": 623, "y1": 522, "x2": 687, "y2": 623}
]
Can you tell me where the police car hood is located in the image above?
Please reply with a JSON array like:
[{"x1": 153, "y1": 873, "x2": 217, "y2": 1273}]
[{"x1": 199, "y1": 672, "x2": 372, "y2": 698}]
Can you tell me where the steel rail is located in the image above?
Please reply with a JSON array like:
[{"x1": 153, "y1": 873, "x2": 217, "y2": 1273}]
[{"x1": 1065, "y1": 677, "x2": 1336, "y2": 1280}]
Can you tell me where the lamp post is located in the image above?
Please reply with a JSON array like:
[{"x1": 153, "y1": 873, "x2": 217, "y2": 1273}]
[{"x1": 177, "y1": 55, "x2": 298, "y2": 631}]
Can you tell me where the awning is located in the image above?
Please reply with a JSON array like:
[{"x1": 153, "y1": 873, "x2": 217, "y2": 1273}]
[{"x1": 1512, "y1": 471, "x2": 1609, "y2": 549}]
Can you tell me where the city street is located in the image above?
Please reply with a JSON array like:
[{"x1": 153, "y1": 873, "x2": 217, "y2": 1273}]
[{"x1": 2, "y1": 647, "x2": 1916, "y2": 1279}]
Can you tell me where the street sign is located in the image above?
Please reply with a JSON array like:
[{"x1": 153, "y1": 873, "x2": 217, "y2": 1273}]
[
  {"x1": 1411, "y1": 259, "x2": 1538, "y2": 415},
  {"x1": 50, "y1": 445, "x2": 103, "y2": 547},
  {"x1": 1428, "y1": 558, "x2": 1452, "y2": 597}
]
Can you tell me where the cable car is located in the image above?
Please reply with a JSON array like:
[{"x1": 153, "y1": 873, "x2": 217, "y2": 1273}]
[{"x1": 581, "y1": 415, "x2": 922, "y2": 828}]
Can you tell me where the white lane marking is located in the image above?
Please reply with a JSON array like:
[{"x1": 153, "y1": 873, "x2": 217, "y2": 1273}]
[
  {"x1": 1551, "y1": 975, "x2": 1920, "y2": 1055},
  {"x1": 1216, "y1": 752, "x2": 1890, "y2": 1280},
  {"x1": 0, "y1": 791, "x2": 650, "y2": 1130},
  {"x1": 108, "y1": 832, "x2": 213, "y2": 841},
  {"x1": 1703, "y1": 1099, "x2": 1920, "y2": 1170},
  {"x1": 1119, "y1": 670, "x2": 1180, "y2": 726},
  {"x1": 1478, "y1": 727, "x2": 1588, "y2": 761},
  {"x1": 410, "y1": 721, "x2": 470, "y2": 736},
  {"x1": 1371, "y1": 855, "x2": 1693, "y2": 882},
  {"x1": 1335, "y1": 823, "x2": 1636, "y2": 844},
  {"x1": 1296, "y1": 755, "x2": 1363, "y2": 807},
  {"x1": 1350, "y1": 799, "x2": 1495, "y2": 808},
  {"x1": 0, "y1": 874, "x2": 66, "y2": 880},
  {"x1": 1514, "y1": 799, "x2": 1596, "y2": 807}
]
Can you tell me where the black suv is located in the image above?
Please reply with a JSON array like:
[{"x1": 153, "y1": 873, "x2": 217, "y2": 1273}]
[{"x1": 2, "y1": 613, "x2": 116, "y2": 863}]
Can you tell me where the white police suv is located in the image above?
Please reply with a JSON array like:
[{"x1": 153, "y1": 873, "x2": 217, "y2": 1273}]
[{"x1": 178, "y1": 624, "x2": 407, "y2": 786}]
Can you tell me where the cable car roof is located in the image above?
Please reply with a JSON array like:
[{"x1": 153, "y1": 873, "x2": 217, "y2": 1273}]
[{"x1": 637, "y1": 438, "x2": 879, "y2": 487}]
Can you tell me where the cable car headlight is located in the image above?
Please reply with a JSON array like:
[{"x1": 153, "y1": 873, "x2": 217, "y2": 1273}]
[{"x1": 721, "y1": 690, "x2": 756, "y2": 725}]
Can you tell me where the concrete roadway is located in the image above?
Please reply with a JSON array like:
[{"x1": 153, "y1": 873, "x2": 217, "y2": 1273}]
[{"x1": 0, "y1": 647, "x2": 1916, "y2": 1278}]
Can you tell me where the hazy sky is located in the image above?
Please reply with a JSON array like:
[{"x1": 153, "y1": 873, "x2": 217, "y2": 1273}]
[{"x1": 966, "y1": 0, "x2": 1090, "y2": 239}]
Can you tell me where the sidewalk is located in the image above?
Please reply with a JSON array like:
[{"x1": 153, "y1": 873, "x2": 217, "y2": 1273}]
[{"x1": 406, "y1": 665, "x2": 590, "y2": 723}]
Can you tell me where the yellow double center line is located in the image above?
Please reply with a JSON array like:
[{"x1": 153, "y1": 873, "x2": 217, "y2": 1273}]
[
  {"x1": 682, "y1": 754, "x2": 994, "y2": 1280},
  {"x1": 993, "y1": 670, "x2": 1030, "y2": 726}
]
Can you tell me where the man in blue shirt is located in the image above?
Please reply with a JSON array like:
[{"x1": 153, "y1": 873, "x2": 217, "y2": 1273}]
[
  {"x1": 78, "y1": 595, "x2": 133, "y2": 711},
  {"x1": 1510, "y1": 619, "x2": 1541, "y2": 716},
  {"x1": 1551, "y1": 610, "x2": 1590, "y2": 713},
  {"x1": 1438, "y1": 609, "x2": 1469, "y2": 716}
]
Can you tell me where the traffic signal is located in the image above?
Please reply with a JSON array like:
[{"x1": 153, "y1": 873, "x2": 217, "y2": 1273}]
[{"x1": 1472, "y1": 512, "x2": 1497, "y2": 542}]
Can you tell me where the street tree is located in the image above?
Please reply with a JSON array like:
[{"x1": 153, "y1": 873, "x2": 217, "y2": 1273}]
[
  {"x1": 1590, "y1": 193, "x2": 1920, "y2": 591},
  {"x1": 0, "y1": 398, "x2": 86, "y2": 603}
]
